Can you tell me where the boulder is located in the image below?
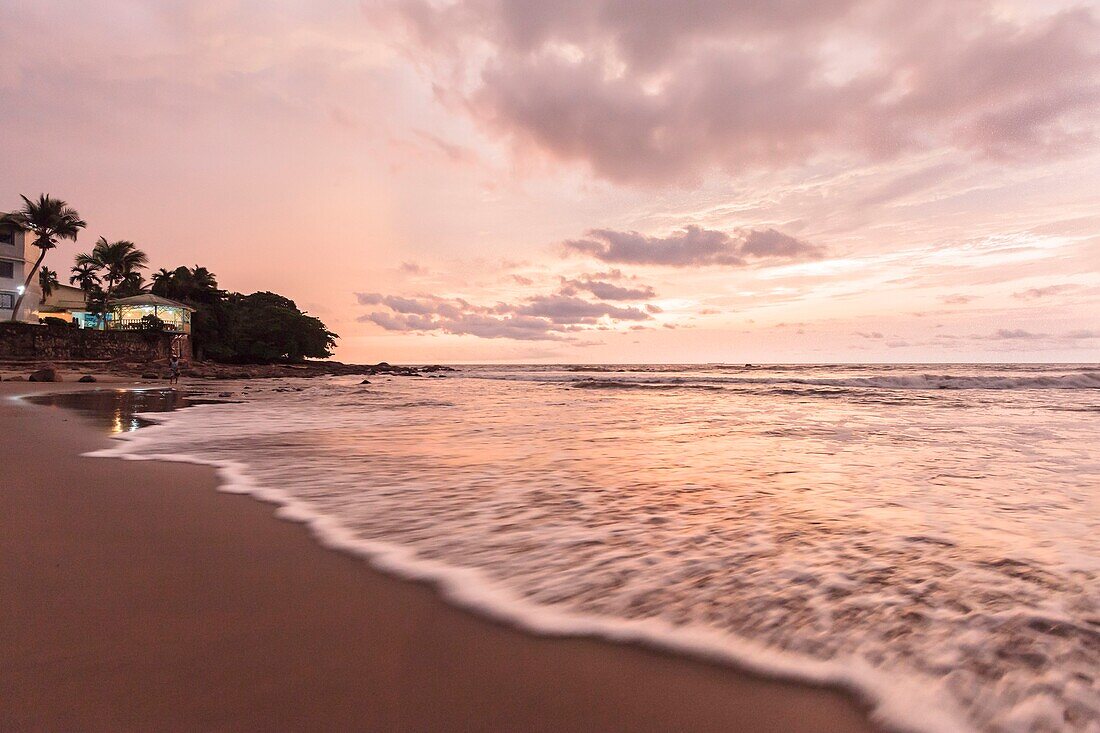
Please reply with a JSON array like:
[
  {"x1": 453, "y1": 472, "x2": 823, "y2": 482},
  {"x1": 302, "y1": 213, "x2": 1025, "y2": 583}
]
[
  {"x1": 360, "y1": 379, "x2": 371, "y2": 385},
  {"x1": 141, "y1": 372, "x2": 160, "y2": 379},
  {"x1": 28, "y1": 367, "x2": 62, "y2": 383},
  {"x1": 78, "y1": 375, "x2": 98, "y2": 383}
]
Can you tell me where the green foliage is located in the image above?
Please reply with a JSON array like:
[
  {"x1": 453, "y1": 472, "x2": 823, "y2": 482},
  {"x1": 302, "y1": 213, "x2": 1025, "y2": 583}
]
[
  {"x1": 151, "y1": 265, "x2": 337, "y2": 363},
  {"x1": 151, "y1": 265, "x2": 223, "y2": 304},
  {"x1": 75, "y1": 238, "x2": 148, "y2": 301},
  {"x1": 38, "y1": 267, "x2": 59, "y2": 298},
  {"x1": 202, "y1": 291, "x2": 337, "y2": 363},
  {"x1": 1, "y1": 194, "x2": 86, "y2": 252},
  {"x1": 138, "y1": 314, "x2": 166, "y2": 342},
  {"x1": 139, "y1": 314, "x2": 165, "y2": 331},
  {"x1": 69, "y1": 262, "x2": 100, "y2": 292}
]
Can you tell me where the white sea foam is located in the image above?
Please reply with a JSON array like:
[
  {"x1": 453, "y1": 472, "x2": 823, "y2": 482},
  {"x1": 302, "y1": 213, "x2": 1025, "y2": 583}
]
[{"x1": 85, "y1": 365, "x2": 1100, "y2": 733}]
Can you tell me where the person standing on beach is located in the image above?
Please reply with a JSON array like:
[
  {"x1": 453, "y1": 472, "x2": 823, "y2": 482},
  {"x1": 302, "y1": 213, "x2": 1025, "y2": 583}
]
[{"x1": 168, "y1": 355, "x2": 181, "y2": 386}]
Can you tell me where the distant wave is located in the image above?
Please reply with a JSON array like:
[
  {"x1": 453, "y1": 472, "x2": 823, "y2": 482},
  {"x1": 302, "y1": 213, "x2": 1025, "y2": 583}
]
[
  {"x1": 568, "y1": 372, "x2": 1100, "y2": 391},
  {"x1": 571, "y1": 379, "x2": 723, "y2": 391},
  {"x1": 796, "y1": 372, "x2": 1100, "y2": 390}
]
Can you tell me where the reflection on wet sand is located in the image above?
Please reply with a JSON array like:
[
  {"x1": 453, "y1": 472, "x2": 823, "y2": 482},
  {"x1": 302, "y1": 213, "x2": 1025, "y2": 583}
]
[{"x1": 26, "y1": 389, "x2": 200, "y2": 434}]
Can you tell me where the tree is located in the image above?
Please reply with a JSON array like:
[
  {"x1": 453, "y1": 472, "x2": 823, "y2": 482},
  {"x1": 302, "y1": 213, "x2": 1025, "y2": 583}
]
[
  {"x1": 150, "y1": 264, "x2": 223, "y2": 304},
  {"x1": 69, "y1": 261, "x2": 101, "y2": 292},
  {"x1": 124, "y1": 261, "x2": 338, "y2": 363},
  {"x1": 115, "y1": 269, "x2": 147, "y2": 298},
  {"x1": 74, "y1": 238, "x2": 149, "y2": 303},
  {"x1": 38, "y1": 267, "x2": 60, "y2": 300},
  {"x1": 150, "y1": 267, "x2": 173, "y2": 292},
  {"x1": 218, "y1": 291, "x2": 337, "y2": 363},
  {"x1": 1, "y1": 194, "x2": 86, "y2": 321}
]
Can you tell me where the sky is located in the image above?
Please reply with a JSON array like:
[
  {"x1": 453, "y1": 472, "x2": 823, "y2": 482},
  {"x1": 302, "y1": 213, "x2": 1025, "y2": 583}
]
[{"x1": 1, "y1": 0, "x2": 1098, "y2": 363}]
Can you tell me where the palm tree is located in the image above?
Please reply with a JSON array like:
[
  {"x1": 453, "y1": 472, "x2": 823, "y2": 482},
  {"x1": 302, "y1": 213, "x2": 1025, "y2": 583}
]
[
  {"x1": 75, "y1": 238, "x2": 149, "y2": 304},
  {"x1": 150, "y1": 264, "x2": 223, "y2": 304},
  {"x1": 150, "y1": 268, "x2": 174, "y2": 293},
  {"x1": 69, "y1": 261, "x2": 101, "y2": 292},
  {"x1": 116, "y1": 269, "x2": 147, "y2": 298},
  {"x1": 38, "y1": 267, "x2": 60, "y2": 300},
  {"x1": 1, "y1": 194, "x2": 86, "y2": 321}
]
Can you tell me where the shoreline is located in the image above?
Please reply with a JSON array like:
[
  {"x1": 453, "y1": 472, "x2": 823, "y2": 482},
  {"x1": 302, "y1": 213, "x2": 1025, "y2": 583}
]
[{"x1": 2, "y1": 382, "x2": 880, "y2": 732}]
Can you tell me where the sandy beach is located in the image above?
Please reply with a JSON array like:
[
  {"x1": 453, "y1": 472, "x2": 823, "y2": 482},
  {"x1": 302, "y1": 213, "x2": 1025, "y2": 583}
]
[{"x1": 0, "y1": 381, "x2": 879, "y2": 732}]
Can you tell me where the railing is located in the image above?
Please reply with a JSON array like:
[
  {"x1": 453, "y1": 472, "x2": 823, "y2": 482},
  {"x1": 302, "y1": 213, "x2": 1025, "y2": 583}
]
[{"x1": 107, "y1": 319, "x2": 188, "y2": 333}]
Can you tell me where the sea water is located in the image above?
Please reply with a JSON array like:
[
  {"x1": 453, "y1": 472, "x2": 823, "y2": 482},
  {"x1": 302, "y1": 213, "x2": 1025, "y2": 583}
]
[{"x1": 92, "y1": 364, "x2": 1100, "y2": 733}]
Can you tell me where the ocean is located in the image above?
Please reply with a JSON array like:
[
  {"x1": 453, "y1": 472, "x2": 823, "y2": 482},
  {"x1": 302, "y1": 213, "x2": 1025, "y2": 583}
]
[{"x1": 92, "y1": 364, "x2": 1100, "y2": 733}]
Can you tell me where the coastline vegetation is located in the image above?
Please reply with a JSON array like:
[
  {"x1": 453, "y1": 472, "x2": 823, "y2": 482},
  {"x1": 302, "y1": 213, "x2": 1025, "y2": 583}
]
[
  {"x1": 150, "y1": 267, "x2": 337, "y2": 363},
  {"x1": 5, "y1": 192, "x2": 336, "y2": 364}
]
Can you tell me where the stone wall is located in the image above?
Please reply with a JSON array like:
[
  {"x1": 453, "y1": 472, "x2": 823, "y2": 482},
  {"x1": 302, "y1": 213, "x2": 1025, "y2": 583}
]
[{"x1": 0, "y1": 323, "x2": 190, "y2": 361}]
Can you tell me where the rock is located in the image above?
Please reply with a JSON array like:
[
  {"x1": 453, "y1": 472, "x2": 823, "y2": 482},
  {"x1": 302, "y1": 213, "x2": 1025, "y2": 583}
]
[
  {"x1": 141, "y1": 372, "x2": 159, "y2": 379},
  {"x1": 78, "y1": 375, "x2": 97, "y2": 383},
  {"x1": 28, "y1": 367, "x2": 62, "y2": 382},
  {"x1": 360, "y1": 379, "x2": 371, "y2": 384}
]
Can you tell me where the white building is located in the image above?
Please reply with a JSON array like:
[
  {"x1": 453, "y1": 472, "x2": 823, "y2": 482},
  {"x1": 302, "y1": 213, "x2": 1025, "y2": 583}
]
[{"x1": 0, "y1": 215, "x2": 43, "y2": 323}]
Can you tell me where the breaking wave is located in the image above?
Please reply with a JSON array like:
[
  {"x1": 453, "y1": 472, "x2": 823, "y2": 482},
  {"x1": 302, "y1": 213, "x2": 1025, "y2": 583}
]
[{"x1": 80, "y1": 363, "x2": 1100, "y2": 733}]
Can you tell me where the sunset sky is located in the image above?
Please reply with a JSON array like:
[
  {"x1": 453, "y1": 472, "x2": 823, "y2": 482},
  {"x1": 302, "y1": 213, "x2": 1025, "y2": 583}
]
[{"x1": 2, "y1": 0, "x2": 1098, "y2": 363}]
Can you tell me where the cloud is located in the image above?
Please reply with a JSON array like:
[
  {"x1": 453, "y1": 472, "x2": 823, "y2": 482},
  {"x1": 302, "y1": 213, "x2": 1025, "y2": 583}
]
[
  {"x1": 941, "y1": 294, "x2": 975, "y2": 305},
  {"x1": 356, "y1": 288, "x2": 653, "y2": 341},
  {"x1": 356, "y1": 292, "x2": 436, "y2": 315},
  {"x1": 399, "y1": 261, "x2": 425, "y2": 274},
  {"x1": 564, "y1": 226, "x2": 822, "y2": 267},
  {"x1": 364, "y1": 309, "x2": 568, "y2": 340},
  {"x1": 1012, "y1": 284, "x2": 1082, "y2": 299},
  {"x1": 559, "y1": 272, "x2": 656, "y2": 300},
  {"x1": 392, "y1": 1, "x2": 1100, "y2": 185},
  {"x1": 516, "y1": 294, "x2": 651, "y2": 323},
  {"x1": 990, "y1": 329, "x2": 1049, "y2": 340},
  {"x1": 739, "y1": 229, "x2": 824, "y2": 259}
]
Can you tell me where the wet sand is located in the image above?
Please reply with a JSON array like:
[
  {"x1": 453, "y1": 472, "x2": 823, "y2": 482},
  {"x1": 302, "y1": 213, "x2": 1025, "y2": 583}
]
[{"x1": 0, "y1": 382, "x2": 880, "y2": 732}]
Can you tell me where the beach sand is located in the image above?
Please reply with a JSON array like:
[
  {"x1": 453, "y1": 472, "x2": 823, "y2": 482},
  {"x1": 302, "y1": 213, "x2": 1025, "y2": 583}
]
[{"x1": 1, "y1": 382, "x2": 879, "y2": 732}]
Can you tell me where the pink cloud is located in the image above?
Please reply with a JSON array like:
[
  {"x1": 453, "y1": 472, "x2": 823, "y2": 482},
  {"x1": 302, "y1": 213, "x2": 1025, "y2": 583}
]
[
  {"x1": 564, "y1": 226, "x2": 822, "y2": 266},
  {"x1": 392, "y1": 1, "x2": 1100, "y2": 185}
]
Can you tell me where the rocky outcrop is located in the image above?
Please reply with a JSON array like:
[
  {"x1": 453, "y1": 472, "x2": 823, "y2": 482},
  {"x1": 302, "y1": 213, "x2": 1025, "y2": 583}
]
[
  {"x1": 1, "y1": 357, "x2": 458, "y2": 382},
  {"x1": 360, "y1": 363, "x2": 457, "y2": 377},
  {"x1": 28, "y1": 366, "x2": 62, "y2": 382}
]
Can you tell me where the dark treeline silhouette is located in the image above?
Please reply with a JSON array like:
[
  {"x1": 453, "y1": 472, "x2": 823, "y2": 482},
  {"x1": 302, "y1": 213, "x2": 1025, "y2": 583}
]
[
  {"x1": 4, "y1": 192, "x2": 335, "y2": 362},
  {"x1": 152, "y1": 266, "x2": 337, "y2": 363}
]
